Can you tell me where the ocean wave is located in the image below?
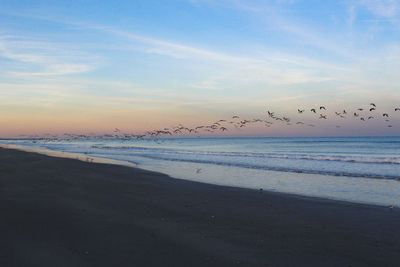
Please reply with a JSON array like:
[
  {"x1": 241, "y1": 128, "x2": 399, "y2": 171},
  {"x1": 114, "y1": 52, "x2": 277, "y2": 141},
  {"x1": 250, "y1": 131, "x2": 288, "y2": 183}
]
[
  {"x1": 90, "y1": 145, "x2": 400, "y2": 165},
  {"x1": 137, "y1": 154, "x2": 400, "y2": 181}
]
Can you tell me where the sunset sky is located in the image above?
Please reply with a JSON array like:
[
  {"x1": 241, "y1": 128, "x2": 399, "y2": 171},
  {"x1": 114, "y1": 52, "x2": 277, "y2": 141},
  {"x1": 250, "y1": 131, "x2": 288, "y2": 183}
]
[{"x1": 0, "y1": 0, "x2": 399, "y2": 137}]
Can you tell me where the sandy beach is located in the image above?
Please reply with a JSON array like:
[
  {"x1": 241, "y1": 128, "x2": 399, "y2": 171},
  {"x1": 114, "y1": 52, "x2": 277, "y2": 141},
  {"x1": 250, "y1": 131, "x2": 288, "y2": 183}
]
[{"x1": 1, "y1": 147, "x2": 399, "y2": 266}]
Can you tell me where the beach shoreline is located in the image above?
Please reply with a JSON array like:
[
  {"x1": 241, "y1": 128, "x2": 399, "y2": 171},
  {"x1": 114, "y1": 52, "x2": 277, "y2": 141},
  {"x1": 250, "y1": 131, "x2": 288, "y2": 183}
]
[{"x1": 1, "y1": 147, "x2": 400, "y2": 266}]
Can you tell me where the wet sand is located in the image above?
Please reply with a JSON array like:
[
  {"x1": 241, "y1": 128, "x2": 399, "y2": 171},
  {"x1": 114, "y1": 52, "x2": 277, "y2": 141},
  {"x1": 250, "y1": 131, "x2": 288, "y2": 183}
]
[{"x1": 1, "y1": 147, "x2": 399, "y2": 266}]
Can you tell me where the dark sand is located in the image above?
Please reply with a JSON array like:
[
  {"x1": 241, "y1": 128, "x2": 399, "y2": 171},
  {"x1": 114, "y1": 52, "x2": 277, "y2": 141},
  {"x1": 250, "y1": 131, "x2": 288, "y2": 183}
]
[{"x1": 1, "y1": 147, "x2": 399, "y2": 266}]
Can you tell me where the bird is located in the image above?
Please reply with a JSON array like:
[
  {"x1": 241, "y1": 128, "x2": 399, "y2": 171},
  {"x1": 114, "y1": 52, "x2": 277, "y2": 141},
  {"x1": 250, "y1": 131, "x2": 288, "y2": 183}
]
[
  {"x1": 370, "y1": 103, "x2": 376, "y2": 107},
  {"x1": 368, "y1": 116, "x2": 374, "y2": 120},
  {"x1": 232, "y1": 115, "x2": 239, "y2": 118},
  {"x1": 369, "y1": 107, "x2": 375, "y2": 111},
  {"x1": 358, "y1": 108, "x2": 364, "y2": 111},
  {"x1": 383, "y1": 113, "x2": 389, "y2": 117},
  {"x1": 319, "y1": 114, "x2": 327, "y2": 119},
  {"x1": 354, "y1": 113, "x2": 359, "y2": 117},
  {"x1": 395, "y1": 108, "x2": 400, "y2": 111},
  {"x1": 343, "y1": 110, "x2": 347, "y2": 114},
  {"x1": 311, "y1": 108, "x2": 316, "y2": 113},
  {"x1": 297, "y1": 109, "x2": 305, "y2": 113},
  {"x1": 320, "y1": 106, "x2": 326, "y2": 110}
]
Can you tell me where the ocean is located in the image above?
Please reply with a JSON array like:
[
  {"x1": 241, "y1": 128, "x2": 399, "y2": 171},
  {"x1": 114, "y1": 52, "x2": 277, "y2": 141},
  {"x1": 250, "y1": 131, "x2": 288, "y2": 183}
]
[{"x1": 1, "y1": 136, "x2": 400, "y2": 207}]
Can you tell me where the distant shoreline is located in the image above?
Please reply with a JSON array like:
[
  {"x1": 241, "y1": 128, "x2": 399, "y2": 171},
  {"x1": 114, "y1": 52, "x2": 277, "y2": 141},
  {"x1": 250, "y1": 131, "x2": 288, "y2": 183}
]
[
  {"x1": 1, "y1": 135, "x2": 400, "y2": 140},
  {"x1": 1, "y1": 146, "x2": 400, "y2": 266}
]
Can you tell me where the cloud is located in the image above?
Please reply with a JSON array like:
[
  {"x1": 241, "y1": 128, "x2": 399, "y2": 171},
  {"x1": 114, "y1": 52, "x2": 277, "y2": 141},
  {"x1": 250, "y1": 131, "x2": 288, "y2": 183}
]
[
  {"x1": 0, "y1": 35, "x2": 97, "y2": 77},
  {"x1": 359, "y1": 0, "x2": 400, "y2": 18},
  {"x1": 8, "y1": 63, "x2": 94, "y2": 77},
  {"x1": 0, "y1": 41, "x2": 46, "y2": 63}
]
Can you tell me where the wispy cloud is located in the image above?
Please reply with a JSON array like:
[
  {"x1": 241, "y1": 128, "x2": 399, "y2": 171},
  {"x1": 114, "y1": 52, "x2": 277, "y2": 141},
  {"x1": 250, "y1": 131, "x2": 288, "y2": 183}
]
[
  {"x1": 359, "y1": 0, "x2": 400, "y2": 18},
  {"x1": 0, "y1": 35, "x2": 97, "y2": 77},
  {"x1": 8, "y1": 63, "x2": 94, "y2": 77}
]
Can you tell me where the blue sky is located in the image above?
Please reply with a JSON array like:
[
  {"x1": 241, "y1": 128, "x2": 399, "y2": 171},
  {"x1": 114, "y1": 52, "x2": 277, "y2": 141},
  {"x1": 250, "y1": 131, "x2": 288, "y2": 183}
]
[{"x1": 0, "y1": 0, "x2": 399, "y2": 136}]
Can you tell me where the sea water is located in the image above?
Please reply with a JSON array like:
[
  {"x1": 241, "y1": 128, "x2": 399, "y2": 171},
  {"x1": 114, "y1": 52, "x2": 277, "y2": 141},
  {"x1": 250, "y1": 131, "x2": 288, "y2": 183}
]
[{"x1": 1, "y1": 136, "x2": 400, "y2": 207}]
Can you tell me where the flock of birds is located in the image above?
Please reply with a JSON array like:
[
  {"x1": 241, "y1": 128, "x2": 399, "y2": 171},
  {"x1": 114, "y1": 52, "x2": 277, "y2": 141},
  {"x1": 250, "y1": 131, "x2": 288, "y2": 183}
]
[{"x1": 23, "y1": 103, "x2": 399, "y2": 142}]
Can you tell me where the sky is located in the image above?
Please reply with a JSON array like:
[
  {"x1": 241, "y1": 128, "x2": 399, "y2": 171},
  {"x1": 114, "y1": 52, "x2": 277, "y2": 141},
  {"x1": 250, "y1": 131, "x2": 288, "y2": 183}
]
[{"x1": 0, "y1": 0, "x2": 399, "y2": 137}]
